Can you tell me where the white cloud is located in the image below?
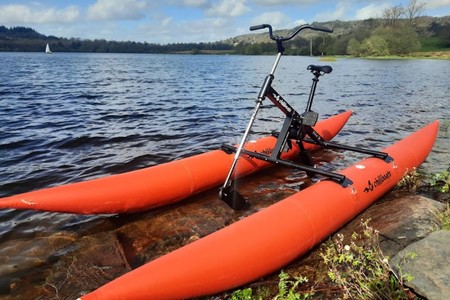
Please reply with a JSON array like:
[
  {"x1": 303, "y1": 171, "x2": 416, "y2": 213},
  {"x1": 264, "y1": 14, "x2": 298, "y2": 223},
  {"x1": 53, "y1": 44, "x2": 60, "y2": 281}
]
[
  {"x1": 161, "y1": 17, "x2": 173, "y2": 28},
  {"x1": 182, "y1": 0, "x2": 209, "y2": 7},
  {"x1": 0, "y1": 4, "x2": 80, "y2": 24},
  {"x1": 137, "y1": 15, "x2": 237, "y2": 43},
  {"x1": 251, "y1": 11, "x2": 290, "y2": 27},
  {"x1": 250, "y1": 11, "x2": 307, "y2": 30},
  {"x1": 206, "y1": 0, "x2": 250, "y2": 17},
  {"x1": 252, "y1": 0, "x2": 316, "y2": 5},
  {"x1": 355, "y1": 3, "x2": 391, "y2": 19},
  {"x1": 425, "y1": 0, "x2": 450, "y2": 9},
  {"x1": 87, "y1": 0, "x2": 149, "y2": 21},
  {"x1": 314, "y1": 1, "x2": 348, "y2": 21},
  {"x1": 292, "y1": 19, "x2": 308, "y2": 27}
]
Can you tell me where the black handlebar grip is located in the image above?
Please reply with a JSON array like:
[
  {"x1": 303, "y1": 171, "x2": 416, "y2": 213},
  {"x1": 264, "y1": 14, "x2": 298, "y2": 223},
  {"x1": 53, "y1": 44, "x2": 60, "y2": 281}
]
[
  {"x1": 311, "y1": 26, "x2": 333, "y2": 33},
  {"x1": 250, "y1": 24, "x2": 270, "y2": 31}
]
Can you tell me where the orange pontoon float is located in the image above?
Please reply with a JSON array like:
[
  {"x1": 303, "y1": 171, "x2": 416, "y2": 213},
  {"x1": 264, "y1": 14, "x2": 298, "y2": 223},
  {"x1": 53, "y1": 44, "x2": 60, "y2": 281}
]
[
  {"x1": 78, "y1": 120, "x2": 439, "y2": 300},
  {"x1": 0, "y1": 111, "x2": 351, "y2": 214}
]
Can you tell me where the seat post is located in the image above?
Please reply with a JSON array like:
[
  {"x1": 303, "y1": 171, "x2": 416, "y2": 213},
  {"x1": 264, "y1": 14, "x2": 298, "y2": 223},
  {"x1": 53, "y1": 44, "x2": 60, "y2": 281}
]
[{"x1": 305, "y1": 72, "x2": 321, "y2": 112}]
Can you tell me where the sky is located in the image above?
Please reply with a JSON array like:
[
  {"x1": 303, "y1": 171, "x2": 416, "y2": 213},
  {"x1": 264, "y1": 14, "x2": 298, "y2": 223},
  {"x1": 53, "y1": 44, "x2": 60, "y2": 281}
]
[{"x1": 1, "y1": 0, "x2": 450, "y2": 44}]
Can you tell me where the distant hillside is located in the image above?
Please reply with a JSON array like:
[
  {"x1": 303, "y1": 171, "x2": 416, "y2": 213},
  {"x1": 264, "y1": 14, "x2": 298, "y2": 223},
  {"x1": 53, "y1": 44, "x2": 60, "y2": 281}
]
[
  {"x1": 0, "y1": 25, "x2": 232, "y2": 54},
  {"x1": 223, "y1": 16, "x2": 450, "y2": 55},
  {"x1": 224, "y1": 16, "x2": 450, "y2": 44},
  {"x1": 0, "y1": 26, "x2": 46, "y2": 39},
  {"x1": 1, "y1": 16, "x2": 449, "y2": 55}
]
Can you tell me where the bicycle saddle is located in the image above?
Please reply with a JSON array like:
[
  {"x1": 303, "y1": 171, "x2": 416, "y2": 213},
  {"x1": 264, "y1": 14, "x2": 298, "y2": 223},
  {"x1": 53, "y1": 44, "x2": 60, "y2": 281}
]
[{"x1": 307, "y1": 65, "x2": 332, "y2": 74}]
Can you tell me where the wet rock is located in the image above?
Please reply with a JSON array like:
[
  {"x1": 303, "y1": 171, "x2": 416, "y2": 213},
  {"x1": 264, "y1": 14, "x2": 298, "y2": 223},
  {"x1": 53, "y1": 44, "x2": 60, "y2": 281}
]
[
  {"x1": 1, "y1": 231, "x2": 130, "y2": 300},
  {"x1": 391, "y1": 230, "x2": 450, "y2": 300},
  {"x1": 35, "y1": 231, "x2": 130, "y2": 300},
  {"x1": 115, "y1": 190, "x2": 235, "y2": 268},
  {"x1": 339, "y1": 194, "x2": 446, "y2": 257},
  {"x1": 0, "y1": 278, "x2": 12, "y2": 295},
  {"x1": 0, "y1": 232, "x2": 78, "y2": 277}
]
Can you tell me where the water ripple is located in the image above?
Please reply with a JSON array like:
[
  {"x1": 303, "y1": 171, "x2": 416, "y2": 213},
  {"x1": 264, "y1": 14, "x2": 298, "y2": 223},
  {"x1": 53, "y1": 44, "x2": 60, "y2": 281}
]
[{"x1": 0, "y1": 52, "x2": 449, "y2": 243}]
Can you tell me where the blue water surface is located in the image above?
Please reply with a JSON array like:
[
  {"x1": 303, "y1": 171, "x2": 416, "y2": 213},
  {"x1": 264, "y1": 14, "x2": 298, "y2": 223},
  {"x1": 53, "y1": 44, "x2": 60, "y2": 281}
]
[{"x1": 0, "y1": 52, "x2": 449, "y2": 262}]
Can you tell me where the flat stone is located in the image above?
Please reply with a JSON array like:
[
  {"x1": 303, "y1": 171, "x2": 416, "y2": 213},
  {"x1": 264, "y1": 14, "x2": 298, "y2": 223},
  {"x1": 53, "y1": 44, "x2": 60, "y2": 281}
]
[
  {"x1": 50, "y1": 231, "x2": 131, "y2": 299},
  {"x1": 7, "y1": 231, "x2": 131, "y2": 300},
  {"x1": 391, "y1": 230, "x2": 450, "y2": 300},
  {"x1": 115, "y1": 190, "x2": 235, "y2": 268},
  {"x1": 339, "y1": 194, "x2": 446, "y2": 257},
  {"x1": 0, "y1": 232, "x2": 78, "y2": 278}
]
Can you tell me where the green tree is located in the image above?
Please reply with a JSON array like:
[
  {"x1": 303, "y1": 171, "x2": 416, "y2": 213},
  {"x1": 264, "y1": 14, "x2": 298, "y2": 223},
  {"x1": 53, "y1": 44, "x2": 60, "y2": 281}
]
[
  {"x1": 244, "y1": 43, "x2": 263, "y2": 55},
  {"x1": 317, "y1": 34, "x2": 334, "y2": 55},
  {"x1": 361, "y1": 35, "x2": 389, "y2": 56},
  {"x1": 374, "y1": 25, "x2": 420, "y2": 54},
  {"x1": 346, "y1": 38, "x2": 362, "y2": 56}
]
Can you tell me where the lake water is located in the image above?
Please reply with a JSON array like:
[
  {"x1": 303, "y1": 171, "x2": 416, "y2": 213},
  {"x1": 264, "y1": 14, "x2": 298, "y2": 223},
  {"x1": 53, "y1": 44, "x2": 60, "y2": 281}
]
[{"x1": 0, "y1": 52, "x2": 449, "y2": 297}]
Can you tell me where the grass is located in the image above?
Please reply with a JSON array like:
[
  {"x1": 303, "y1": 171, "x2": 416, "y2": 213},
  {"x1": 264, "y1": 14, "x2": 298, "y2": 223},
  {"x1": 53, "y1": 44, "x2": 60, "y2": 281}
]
[
  {"x1": 231, "y1": 271, "x2": 313, "y2": 300},
  {"x1": 419, "y1": 37, "x2": 450, "y2": 52},
  {"x1": 360, "y1": 51, "x2": 450, "y2": 60},
  {"x1": 434, "y1": 203, "x2": 450, "y2": 230},
  {"x1": 319, "y1": 56, "x2": 337, "y2": 62},
  {"x1": 321, "y1": 220, "x2": 414, "y2": 300},
  {"x1": 395, "y1": 168, "x2": 422, "y2": 192},
  {"x1": 430, "y1": 169, "x2": 450, "y2": 193},
  {"x1": 274, "y1": 271, "x2": 312, "y2": 300},
  {"x1": 411, "y1": 50, "x2": 450, "y2": 59},
  {"x1": 430, "y1": 169, "x2": 450, "y2": 230}
]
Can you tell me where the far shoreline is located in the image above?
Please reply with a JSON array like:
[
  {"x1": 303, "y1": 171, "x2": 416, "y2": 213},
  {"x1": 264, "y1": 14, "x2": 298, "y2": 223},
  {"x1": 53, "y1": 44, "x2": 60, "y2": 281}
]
[
  {"x1": 173, "y1": 50, "x2": 450, "y2": 59},
  {"x1": 318, "y1": 50, "x2": 450, "y2": 60},
  {"x1": 1, "y1": 49, "x2": 449, "y2": 60}
]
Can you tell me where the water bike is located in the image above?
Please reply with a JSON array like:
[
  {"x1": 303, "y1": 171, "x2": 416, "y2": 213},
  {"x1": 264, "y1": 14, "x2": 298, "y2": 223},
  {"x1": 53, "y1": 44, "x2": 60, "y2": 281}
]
[{"x1": 219, "y1": 23, "x2": 389, "y2": 210}]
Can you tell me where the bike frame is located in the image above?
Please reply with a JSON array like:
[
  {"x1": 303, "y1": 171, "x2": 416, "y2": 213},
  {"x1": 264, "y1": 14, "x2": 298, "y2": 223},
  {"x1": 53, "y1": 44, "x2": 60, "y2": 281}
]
[{"x1": 219, "y1": 24, "x2": 390, "y2": 210}]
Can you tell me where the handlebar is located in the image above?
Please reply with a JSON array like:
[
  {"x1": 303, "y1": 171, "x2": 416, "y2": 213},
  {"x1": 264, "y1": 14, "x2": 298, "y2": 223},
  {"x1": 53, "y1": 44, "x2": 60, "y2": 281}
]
[{"x1": 250, "y1": 23, "x2": 333, "y2": 42}]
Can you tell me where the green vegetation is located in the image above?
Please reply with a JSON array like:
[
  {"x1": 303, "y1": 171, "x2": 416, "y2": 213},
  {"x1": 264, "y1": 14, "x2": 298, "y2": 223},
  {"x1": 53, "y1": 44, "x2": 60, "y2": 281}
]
[
  {"x1": 419, "y1": 37, "x2": 450, "y2": 52},
  {"x1": 347, "y1": 25, "x2": 421, "y2": 57},
  {"x1": 319, "y1": 56, "x2": 337, "y2": 62},
  {"x1": 231, "y1": 288, "x2": 255, "y2": 300},
  {"x1": 434, "y1": 203, "x2": 450, "y2": 230},
  {"x1": 230, "y1": 271, "x2": 312, "y2": 300},
  {"x1": 274, "y1": 271, "x2": 312, "y2": 300},
  {"x1": 321, "y1": 220, "x2": 414, "y2": 300},
  {"x1": 396, "y1": 168, "x2": 422, "y2": 192},
  {"x1": 431, "y1": 169, "x2": 450, "y2": 193}
]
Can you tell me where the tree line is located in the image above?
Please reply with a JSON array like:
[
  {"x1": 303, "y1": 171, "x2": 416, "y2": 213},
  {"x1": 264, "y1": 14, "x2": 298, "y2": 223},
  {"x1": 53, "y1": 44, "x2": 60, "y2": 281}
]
[
  {"x1": 0, "y1": 26, "x2": 233, "y2": 53},
  {"x1": 346, "y1": 0, "x2": 427, "y2": 56}
]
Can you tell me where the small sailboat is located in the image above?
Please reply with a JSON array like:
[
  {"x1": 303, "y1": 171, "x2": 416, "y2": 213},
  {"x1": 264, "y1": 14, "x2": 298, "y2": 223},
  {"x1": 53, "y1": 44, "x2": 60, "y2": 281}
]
[{"x1": 45, "y1": 43, "x2": 52, "y2": 54}]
